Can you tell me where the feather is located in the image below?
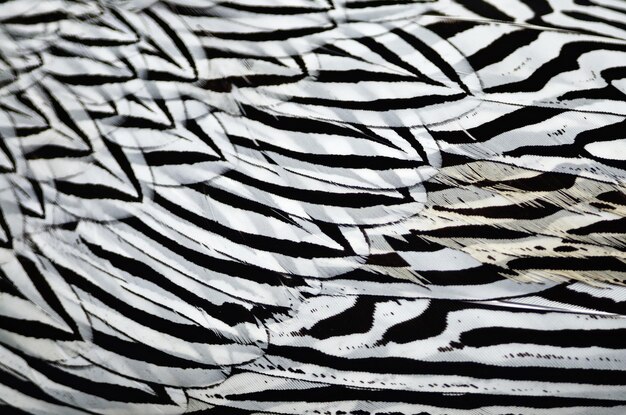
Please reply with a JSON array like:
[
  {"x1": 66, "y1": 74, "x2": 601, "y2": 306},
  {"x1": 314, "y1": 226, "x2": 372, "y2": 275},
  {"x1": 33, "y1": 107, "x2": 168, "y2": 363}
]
[{"x1": 0, "y1": 0, "x2": 625, "y2": 413}]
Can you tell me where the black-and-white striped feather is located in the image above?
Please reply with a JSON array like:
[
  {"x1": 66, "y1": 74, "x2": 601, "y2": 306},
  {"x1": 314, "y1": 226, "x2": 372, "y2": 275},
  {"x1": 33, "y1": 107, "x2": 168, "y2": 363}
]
[{"x1": 0, "y1": 0, "x2": 625, "y2": 414}]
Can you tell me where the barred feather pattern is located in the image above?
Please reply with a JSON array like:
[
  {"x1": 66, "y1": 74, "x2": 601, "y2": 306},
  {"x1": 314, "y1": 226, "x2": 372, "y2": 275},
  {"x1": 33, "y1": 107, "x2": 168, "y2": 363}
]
[{"x1": 0, "y1": 0, "x2": 625, "y2": 414}]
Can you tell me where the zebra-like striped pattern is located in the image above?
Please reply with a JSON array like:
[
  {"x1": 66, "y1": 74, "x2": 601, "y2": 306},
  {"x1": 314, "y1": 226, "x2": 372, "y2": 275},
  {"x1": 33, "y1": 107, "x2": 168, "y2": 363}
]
[{"x1": 0, "y1": 0, "x2": 625, "y2": 413}]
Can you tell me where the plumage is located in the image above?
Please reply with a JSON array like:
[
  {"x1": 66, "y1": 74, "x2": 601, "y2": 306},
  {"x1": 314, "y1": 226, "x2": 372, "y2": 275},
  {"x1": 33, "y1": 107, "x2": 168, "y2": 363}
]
[{"x1": 0, "y1": 0, "x2": 625, "y2": 413}]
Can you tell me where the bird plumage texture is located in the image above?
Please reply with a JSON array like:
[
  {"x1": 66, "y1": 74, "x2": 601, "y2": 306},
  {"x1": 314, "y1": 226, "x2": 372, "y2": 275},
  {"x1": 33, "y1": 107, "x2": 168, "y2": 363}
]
[{"x1": 0, "y1": 0, "x2": 625, "y2": 413}]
